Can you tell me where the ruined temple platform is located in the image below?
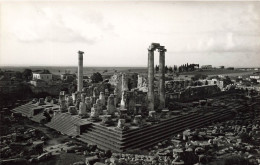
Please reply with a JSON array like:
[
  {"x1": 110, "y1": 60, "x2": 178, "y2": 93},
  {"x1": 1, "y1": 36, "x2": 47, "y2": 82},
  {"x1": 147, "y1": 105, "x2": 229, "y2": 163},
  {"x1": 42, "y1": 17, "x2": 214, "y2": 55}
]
[{"x1": 11, "y1": 98, "x2": 248, "y2": 153}]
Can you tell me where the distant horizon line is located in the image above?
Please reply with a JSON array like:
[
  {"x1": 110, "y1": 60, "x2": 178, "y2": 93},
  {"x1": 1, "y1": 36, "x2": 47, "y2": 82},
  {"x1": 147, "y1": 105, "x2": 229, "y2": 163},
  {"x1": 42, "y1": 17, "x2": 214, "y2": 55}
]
[{"x1": 1, "y1": 65, "x2": 260, "y2": 69}]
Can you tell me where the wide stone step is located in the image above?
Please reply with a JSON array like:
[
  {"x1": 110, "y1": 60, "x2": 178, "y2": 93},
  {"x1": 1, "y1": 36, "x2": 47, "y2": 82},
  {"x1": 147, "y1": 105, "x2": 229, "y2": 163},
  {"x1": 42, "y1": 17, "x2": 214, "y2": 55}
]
[
  {"x1": 121, "y1": 113, "x2": 216, "y2": 149},
  {"x1": 79, "y1": 133, "x2": 122, "y2": 152},
  {"x1": 127, "y1": 112, "x2": 232, "y2": 150},
  {"x1": 120, "y1": 114, "x2": 204, "y2": 145}
]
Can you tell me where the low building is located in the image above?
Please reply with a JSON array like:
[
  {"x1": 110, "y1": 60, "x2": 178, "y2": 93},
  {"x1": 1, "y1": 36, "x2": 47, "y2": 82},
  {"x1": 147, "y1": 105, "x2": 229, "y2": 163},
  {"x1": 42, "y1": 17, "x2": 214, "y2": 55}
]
[
  {"x1": 200, "y1": 79, "x2": 224, "y2": 91},
  {"x1": 30, "y1": 79, "x2": 48, "y2": 87},
  {"x1": 60, "y1": 73, "x2": 75, "y2": 82},
  {"x1": 227, "y1": 67, "x2": 234, "y2": 70},
  {"x1": 32, "y1": 70, "x2": 52, "y2": 82},
  {"x1": 250, "y1": 75, "x2": 260, "y2": 80},
  {"x1": 201, "y1": 65, "x2": 212, "y2": 70}
]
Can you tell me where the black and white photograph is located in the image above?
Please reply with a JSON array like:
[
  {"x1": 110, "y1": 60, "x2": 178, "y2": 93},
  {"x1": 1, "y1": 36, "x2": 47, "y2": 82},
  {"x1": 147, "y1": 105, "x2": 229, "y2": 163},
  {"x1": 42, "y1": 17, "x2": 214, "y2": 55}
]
[{"x1": 0, "y1": 0, "x2": 260, "y2": 165}]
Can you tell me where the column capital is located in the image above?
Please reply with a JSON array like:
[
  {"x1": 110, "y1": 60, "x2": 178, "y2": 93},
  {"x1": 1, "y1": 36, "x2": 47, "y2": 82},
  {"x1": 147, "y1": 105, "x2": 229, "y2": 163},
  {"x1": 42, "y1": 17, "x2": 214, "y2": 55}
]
[
  {"x1": 148, "y1": 43, "x2": 160, "y2": 51},
  {"x1": 158, "y1": 46, "x2": 167, "y2": 52},
  {"x1": 78, "y1": 50, "x2": 84, "y2": 55}
]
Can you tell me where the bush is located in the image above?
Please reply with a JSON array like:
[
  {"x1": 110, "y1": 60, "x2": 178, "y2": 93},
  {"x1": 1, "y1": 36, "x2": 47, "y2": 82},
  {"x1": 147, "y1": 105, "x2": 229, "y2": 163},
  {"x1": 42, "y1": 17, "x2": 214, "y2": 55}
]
[{"x1": 90, "y1": 72, "x2": 103, "y2": 83}]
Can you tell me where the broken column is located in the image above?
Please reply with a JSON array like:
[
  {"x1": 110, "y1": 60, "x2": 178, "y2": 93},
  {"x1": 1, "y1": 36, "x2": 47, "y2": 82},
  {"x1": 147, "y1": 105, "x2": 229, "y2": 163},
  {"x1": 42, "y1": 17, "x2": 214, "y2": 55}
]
[
  {"x1": 158, "y1": 46, "x2": 166, "y2": 109},
  {"x1": 119, "y1": 108, "x2": 128, "y2": 119},
  {"x1": 81, "y1": 93, "x2": 86, "y2": 103},
  {"x1": 60, "y1": 100, "x2": 67, "y2": 113},
  {"x1": 90, "y1": 104, "x2": 100, "y2": 121},
  {"x1": 107, "y1": 94, "x2": 116, "y2": 116},
  {"x1": 77, "y1": 51, "x2": 84, "y2": 92},
  {"x1": 120, "y1": 91, "x2": 126, "y2": 109},
  {"x1": 133, "y1": 115, "x2": 143, "y2": 126},
  {"x1": 66, "y1": 96, "x2": 73, "y2": 107},
  {"x1": 68, "y1": 106, "x2": 78, "y2": 115},
  {"x1": 99, "y1": 92, "x2": 106, "y2": 107},
  {"x1": 101, "y1": 115, "x2": 112, "y2": 126},
  {"x1": 96, "y1": 99, "x2": 103, "y2": 115},
  {"x1": 121, "y1": 73, "x2": 128, "y2": 91},
  {"x1": 79, "y1": 102, "x2": 87, "y2": 117},
  {"x1": 128, "y1": 90, "x2": 136, "y2": 113},
  {"x1": 147, "y1": 43, "x2": 160, "y2": 112},
  {"x1": 93, "y1": 87, "x2": 99, "y2": 103},
  {"x1": 59, "y1": 91, "x2": 67, "y2": 112},
  {"x1": 85, "y1": 97, "x2": 92, "y2": 112},
  {"x1": 117, "y1": 119, "x2": 126, "y2": 130}
]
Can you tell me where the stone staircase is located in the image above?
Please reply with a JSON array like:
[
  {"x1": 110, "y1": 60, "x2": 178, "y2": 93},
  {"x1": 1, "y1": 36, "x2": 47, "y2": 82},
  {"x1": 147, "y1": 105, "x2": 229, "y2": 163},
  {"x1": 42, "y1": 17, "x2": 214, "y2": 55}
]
[
  {"x1": 12, "y1": 102, "x2": 37, "y2": 117},
  {"x1": 78, "y1": 104, "x2": 236, "y2": 152},
  {"x1": 45, "y1": 112, "x2": 91, "y2": 136},
  {"x1": 11, "y1": 100, "x2": 244, "y2": 153}
]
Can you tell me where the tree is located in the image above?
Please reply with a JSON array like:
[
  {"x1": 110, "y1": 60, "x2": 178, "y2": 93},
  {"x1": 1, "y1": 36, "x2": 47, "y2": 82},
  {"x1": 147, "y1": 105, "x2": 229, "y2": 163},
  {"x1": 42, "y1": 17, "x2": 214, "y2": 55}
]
[
  {"x1": 15, "y1": 71, "x2": 23, "y2": 79},
  {"x1": 251, "y1": 78, "x2": 257, "y2": 84},
  {"x1": 22, "y1": 69, "x2": 32, "y2": 81},
  {"x1": 69, "y1": 84, "x2": 77, "y2": 94},
  {"x1": 165, "y1": 65, "x2": 168, "y2": 73},
  {"x1": 155, "y1": 65, "x2": 159, "y2": 73},
  {"x1": 174, "y1": 65, "x2": 178, "y2": 72},
  {"x1": 192, "y1": 74, "x2": 207, "y2": 81},
  {"x1": 90, "y1": 72, "x2": 103, "y2": 83},
  {"x1": 223, "y1": 76, "x2": 232, "y2": 86},
  {"x1": 168, "y1": 67, "x2": 173, "y2": 73}
]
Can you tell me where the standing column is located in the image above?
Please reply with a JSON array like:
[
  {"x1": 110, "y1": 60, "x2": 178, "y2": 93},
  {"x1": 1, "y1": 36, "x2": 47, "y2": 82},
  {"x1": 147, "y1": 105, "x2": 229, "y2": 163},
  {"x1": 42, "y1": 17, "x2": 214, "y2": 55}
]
[
  {"x1": 78, "y1": 51, "x2": 84, "y2": 92},
  {"x1": 158, "y1": 46, "x2": 167, "y2": 109},
  {"x1": 147, "y1": 43, "x2": 160, "y2": 111},
  {"x1": 148, "y1": 47, "x2": 154, "y2": 111},
  {"x1": 121, "y1": 73, "x2": 128, "y2": 92}
]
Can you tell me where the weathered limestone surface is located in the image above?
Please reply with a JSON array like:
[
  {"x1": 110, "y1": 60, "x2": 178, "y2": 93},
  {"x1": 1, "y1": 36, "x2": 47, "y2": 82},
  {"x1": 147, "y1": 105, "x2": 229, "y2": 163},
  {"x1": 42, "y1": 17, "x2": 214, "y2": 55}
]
[
  {"x1": 66, "y1": 96, "x2": 73, "y2": 107},
  {"x1": 96, "y1": 99, "x2": 103, "y2": 115},
  {"x1": 121, "y1": 73, "x2": 128, "y2": 92},
  {"x1": 79, "y1": 102, "x2": 87, "y2": 116},
  {"x1": 120, "y1": 91, "x2": 126, "y2": 109},
  {"x1": 85, "y1": 97, "x2": 92, "y2": 111},
  {"x1": 78, "y1": 51, "x2": 84, "y2": 92},
  {"x1": 133, "y1": 115, "x2": 142, "y2": 126},
  {"x1": 117, "y1": 119, "x2": 126, "y2": 129},
  {"x1": 60, "y1": 100, "x2": 67, "y2": 113},
  {"x1": 99, "y1": 92, "x2": 106, "y2": 107},
  {"x1": 90, "y1": 104, "x2": 100, "y2": 121},
  {"x1": 158, "y1": 46, "x2": 166, "y2": 109},
  {"x1": 107, "y1": 94, "x2": 115, "y2": 115},
  {"x1": 147, "y1": 43, "x2": 160, "y2": 111},
  {"x1": 68, "y1": 106, "x2": 78, "y2": 115}
]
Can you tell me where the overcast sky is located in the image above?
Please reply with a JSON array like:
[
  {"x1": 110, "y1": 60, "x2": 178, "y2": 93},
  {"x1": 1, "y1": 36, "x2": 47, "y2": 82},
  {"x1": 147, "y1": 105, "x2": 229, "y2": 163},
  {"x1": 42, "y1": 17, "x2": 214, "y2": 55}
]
[{"x1": 0, "y1": 1, "x2": 259, "y2": 67}]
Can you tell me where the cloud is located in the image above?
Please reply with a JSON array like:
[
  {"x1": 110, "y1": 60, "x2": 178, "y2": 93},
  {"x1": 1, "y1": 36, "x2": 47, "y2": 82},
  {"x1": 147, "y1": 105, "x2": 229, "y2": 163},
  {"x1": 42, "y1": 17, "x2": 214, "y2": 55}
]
[{"x1": 11, "y1": 6, "x2": 114, "y2": 43}]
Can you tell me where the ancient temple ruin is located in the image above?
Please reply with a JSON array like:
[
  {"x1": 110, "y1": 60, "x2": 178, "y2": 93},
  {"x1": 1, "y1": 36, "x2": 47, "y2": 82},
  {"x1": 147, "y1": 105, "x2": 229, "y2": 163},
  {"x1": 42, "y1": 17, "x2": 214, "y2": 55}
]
[
  {"x1": 11, "y1": 45, "x2": 246, "y2": 152},
  {"x1": 147, "y1": 43, "x2": 167, "y2": 111}
]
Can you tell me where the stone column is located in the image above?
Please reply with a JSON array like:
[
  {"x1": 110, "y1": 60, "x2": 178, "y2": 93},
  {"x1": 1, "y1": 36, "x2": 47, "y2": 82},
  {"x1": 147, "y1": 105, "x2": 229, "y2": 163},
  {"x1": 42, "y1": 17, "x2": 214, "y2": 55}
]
[
  {"x1": 120, "y1": 91, "x2": 126, "y2": 109},
  {"x1": 107, "y1": 94, "x2": 115, "y2": 115},
  {"x1": 96, "y1": 99, "x2": 103, "y2": 115},
  {"x1": 99, "y1": 92, "x2": 106, "y2": 107},
  {"x1": 79, "y1": 102, "x2": 87, "y2": 117},
  {"x1": 147, "y1": 43, "x2": 160, "y2": 111},
  {"x1": 85, "y1": 97, "x2": 92, "y2": 112},
  {"x1": 77, "y1": 51, "x2": 84, "y2": 92},
  {"x1": 68, "y1": 106, "x2": 78, "y2": 115},
  {"x1": 90, "y1": 104, "x2": 100, "y2": 121},
  {"x1": 158, "y1": 46, "x2": 166, "y2": 109},
  {"x1": 121, "y1": 73, "x2": 128, "y2": 92}
]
